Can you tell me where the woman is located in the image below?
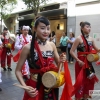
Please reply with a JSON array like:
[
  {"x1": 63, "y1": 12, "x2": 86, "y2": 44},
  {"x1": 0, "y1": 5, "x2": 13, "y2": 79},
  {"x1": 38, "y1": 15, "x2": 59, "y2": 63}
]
[
  {"x1": 70, "y1": 22, "x2": 99, "y2": 100},
  {"x1": 14, "y1": 25, "x2": 32, "y2": 80},
  {"x1": 60, "y1": 32, "x2": 69, "y2": 53},
  {"x1": 67, "y1": 33, "x2": 75, "y2": 63},
  {"x1": 15, "y1": 16, "x2": 67, "y2": 100}
]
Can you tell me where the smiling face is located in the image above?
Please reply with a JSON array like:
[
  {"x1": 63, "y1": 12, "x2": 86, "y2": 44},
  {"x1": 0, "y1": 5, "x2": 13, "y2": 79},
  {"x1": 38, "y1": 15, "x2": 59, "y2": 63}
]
[
  {"x1": 22, "y1": 29, "x2": 29, "y2": 35},
  {"x1": 34, "y1": 22, "x2": 51, "y2": 40},
  {"x1": 82, "y1": 24, "x2": 91, "y2": 34}
]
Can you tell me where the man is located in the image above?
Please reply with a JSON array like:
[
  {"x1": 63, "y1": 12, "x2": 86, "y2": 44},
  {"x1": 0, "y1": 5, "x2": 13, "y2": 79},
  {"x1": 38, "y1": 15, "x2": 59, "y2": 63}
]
[{"x1": 1, "y1": 27, "x2": 14, "y2": 71}]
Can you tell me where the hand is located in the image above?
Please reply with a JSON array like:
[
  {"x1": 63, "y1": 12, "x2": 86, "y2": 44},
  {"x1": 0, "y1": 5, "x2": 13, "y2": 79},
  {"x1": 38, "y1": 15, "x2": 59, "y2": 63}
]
[
  {"x1": 60, "y1": 53, "x2": 66, "y2": 63},
  {"x1": 77, "y1": 59, "x2": 85, "y2": 67},
  {"x1": 25, "y1": 86, "x2": 38, "y2": 97}
]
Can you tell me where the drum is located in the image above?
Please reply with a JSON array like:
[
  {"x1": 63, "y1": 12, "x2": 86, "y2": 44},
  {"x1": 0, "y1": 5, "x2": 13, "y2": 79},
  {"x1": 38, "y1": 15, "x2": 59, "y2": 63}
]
[
  {"x1": 42, "y1": 71, "x2": 65, "y2": 88},
  {"x1": 87, "y1": 54, "x2": 99, "y2": 62},
  {"x1": 5, "y1": 43, "x2": 12, "y2": 49}
]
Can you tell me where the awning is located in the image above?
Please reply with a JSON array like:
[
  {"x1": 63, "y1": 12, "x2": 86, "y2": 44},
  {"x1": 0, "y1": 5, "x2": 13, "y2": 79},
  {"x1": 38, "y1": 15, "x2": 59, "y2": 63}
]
[{"x1": 17, "y1": 8, "x2": 67, "y2": 21}]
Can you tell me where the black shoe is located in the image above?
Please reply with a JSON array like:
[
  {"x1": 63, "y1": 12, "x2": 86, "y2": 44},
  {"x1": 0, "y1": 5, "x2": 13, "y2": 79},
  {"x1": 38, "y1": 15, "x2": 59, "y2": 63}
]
[
  {"x1": 3, "y1": 68, "x2": 7, "y2": 71},
  {"x1": 0, "y1": 88, "x2": 2, "y2": 91},
  {"x1": 8, "y1": 68, "x2": 12, "y2": 71}
]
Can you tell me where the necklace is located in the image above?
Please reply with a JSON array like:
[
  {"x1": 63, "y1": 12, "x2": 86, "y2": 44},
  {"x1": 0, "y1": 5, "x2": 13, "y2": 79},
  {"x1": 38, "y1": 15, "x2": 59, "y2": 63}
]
[
  {"x1": 84, "y1": 34, "x2": 89, "y2": 39},
  {"x1": 36, "y1": 38, "x2": 47, "y2": 45}
]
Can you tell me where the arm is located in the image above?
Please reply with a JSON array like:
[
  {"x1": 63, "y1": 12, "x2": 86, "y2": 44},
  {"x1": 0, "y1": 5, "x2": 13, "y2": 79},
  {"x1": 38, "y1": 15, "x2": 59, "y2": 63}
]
[
  {"x1": 15, "y1": 36, "x2": 23, "y2": 50},
  {"x1": 51, "y1": 42, "x2": 60, "y2": 66},
  {"x1": 15, "y1": 44, "x2": 38, "y2": 97},
  {"x1": 92, "y1": 38, "x2": 100, "y2": 52},
  {"x1": 9, "y1": 36, "x2": 14, "y2": 43},
  {"x1": 70, "y1": 37, "x2": 85, "y2": 66},
  {"x1": 15, "y1": 44, "x2": 29, "y2": 86}
]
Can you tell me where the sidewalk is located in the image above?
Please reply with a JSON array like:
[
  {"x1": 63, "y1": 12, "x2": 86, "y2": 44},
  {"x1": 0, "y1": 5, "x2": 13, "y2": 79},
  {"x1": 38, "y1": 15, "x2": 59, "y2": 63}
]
[{"x1": 0, "y1": 52, "x2": 100, "y2": 100}]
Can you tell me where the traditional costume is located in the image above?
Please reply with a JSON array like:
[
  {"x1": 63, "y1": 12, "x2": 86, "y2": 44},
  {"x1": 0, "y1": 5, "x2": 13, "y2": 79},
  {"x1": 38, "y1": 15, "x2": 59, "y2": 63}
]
[
  {"x1": 14, "y1": 26, "x2": 32, "y2": 78},
  {"x1": 72, "y1": 35, "x2": 99, "y2": 99},
  {"x1": 1, "y1": 32, "x2": 12, "y2": 71},
  {"x1": 23, "y1": 39, "x2": 73, "y2": 100}
]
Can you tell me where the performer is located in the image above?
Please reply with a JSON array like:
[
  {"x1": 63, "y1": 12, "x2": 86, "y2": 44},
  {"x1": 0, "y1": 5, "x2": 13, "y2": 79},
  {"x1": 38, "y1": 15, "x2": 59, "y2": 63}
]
[
  {"x1": 14, "y1": 25, "x2": 32, "y2": 80},
  {"x1": 1, "y1": 27, "x2": 14, "y2": 71},
  {"x1": 0, "y1": 38, "x2": 3, "y2": 91},
  {"x1": 15, "y1": 16, "x2": 71, "y2": 100},
  {"x1": 70, "y1": 22, "x2": 100, "y2": 100}
]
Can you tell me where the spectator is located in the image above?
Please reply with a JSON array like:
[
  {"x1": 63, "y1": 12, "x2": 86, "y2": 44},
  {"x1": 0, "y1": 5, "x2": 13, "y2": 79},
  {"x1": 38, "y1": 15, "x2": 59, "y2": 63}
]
[
  {"x1": 67, "y1": 32, "x2": 75, "y2": 63},
  {"x1": 59, "y1": 32, "x2": 69, "y2": 53}
]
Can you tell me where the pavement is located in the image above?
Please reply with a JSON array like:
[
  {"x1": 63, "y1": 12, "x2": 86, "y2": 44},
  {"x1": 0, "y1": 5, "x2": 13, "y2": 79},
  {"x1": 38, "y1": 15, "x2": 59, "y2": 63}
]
[{"x1": 0, "y1": 51, "x2": 100, "y2": 100}]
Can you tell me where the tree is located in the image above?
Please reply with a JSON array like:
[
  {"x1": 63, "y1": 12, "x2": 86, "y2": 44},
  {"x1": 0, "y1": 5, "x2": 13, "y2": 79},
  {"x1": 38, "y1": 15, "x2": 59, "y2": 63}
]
[
  {"x1": 0, "y1": 0, "x2": 17, "y2": 33},
  {"x1": 22, "y1": 0, "x2": 49, "y2": 16}
]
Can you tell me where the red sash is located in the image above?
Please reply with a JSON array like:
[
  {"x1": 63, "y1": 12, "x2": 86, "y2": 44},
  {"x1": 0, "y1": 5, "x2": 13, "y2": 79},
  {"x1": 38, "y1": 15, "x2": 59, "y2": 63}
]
[
  {"x1": 13, "y1": 35, "x2": 28, "y2": 62},
  {"x1": 72, "y1": 35, "x2": 99, "y2": 96}
]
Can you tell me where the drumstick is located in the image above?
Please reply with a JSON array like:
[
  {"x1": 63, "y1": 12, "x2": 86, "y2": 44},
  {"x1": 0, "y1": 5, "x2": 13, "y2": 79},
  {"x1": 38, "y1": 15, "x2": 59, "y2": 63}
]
[
  {"x1": 58, "y1": 63, "x2": 63, "y2": 76},
  {"x1": 13, "y1": 83, "x2": 29, "y2": 90}
]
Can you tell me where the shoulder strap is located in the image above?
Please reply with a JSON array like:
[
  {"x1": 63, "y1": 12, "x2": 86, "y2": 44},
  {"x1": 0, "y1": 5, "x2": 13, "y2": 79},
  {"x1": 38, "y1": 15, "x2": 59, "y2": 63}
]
[
  {"x1": 34, "y1": 40, "x2": 44, "y2": 68},
  {"x1": 81, "y1": 35, "x2": 88, "y2": 52}
]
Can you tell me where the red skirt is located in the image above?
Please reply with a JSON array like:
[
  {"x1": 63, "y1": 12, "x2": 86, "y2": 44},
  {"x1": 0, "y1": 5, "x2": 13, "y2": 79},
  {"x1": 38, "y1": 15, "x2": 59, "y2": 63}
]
[
  {"x1": 75, "y1": 56, "x2": 95, "y2": 99},
  {"x1": 23, "y1": 78, "x2": 44, "y2": 100}
]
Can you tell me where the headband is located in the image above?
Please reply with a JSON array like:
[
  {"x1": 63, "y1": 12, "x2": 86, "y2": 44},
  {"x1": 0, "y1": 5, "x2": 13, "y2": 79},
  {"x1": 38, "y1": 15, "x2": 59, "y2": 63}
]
[{"x1": 22, "y1": 26, "x2": 30, "y2": 30}]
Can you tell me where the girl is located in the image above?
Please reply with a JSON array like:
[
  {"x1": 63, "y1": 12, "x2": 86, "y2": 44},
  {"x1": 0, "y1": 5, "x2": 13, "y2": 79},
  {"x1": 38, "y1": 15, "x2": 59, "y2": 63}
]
[
  {"x1": 70, "y1": 22, "x2": 99, "y2": 100},
  {"x1": 14, "y1": 25, "x2": 32, "y2": 80},
  {"x1": 15, "y1": 16, "x2": 66, "y2": 100}
]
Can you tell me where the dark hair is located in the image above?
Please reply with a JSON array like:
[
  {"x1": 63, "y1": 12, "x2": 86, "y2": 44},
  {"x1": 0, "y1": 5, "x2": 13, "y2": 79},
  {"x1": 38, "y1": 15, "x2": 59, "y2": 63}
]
[
  {"x1": 80, "y1": 21, "x2": 90, "y2": 51},
  {"x1": 3, "y1": 27, "x2": 8, "y2": 31},
  {"x1": 30, "y1": 16, "x2": 50, "y2": 69},
  {"x1": 80, "y1": 22, "x2": 90, "y2": 28},
  {"x1": 71, "y1": 32, "x2": 75, "y2": 37}
]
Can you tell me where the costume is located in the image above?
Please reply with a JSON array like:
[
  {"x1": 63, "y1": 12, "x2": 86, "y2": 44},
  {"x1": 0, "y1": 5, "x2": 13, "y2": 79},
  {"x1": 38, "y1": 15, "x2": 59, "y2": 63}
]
[
  {"x1": 23, "y1": 40, "x2": 73, "y2": 100},
  {"x1": 1, "y1": 33, "x2": 12, "y2": 70},
  {"x1": 14, "y1": 34, "x2": 32, "y2": 77},
  {"x1": 72, "y1": 35, "x2": 98, "y2": 99}
]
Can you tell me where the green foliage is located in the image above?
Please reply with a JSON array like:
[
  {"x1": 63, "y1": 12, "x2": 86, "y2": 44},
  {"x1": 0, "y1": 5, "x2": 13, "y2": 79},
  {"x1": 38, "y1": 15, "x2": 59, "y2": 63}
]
[
  {"x1": 22, "y1": 0, "x2": 49, "y2": 15},
  {"x1": 0, "y1": 0, "x2": 17, "y2": 20}
]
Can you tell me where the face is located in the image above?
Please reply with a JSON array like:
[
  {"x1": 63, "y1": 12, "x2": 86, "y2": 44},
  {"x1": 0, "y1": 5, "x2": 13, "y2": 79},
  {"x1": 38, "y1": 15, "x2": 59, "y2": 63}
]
[
  {"x1": 82, "y1": 25, "x2": 91, "y2": 34},
  {"x1": 70, "y1": 33, "x2": 72, "y2": 37},
  {"x1": 62, "y1": 32, "x2": 66, "y2": 36},
  {"x1": 35, "y1": 22, "x2": 51, "y2": 40},
  {"x1": 3, "y1": 30, "x2": 8, "y2": 34},
  {"x1": 22, "y1": 29, "x2": 29, "y2": 35}
]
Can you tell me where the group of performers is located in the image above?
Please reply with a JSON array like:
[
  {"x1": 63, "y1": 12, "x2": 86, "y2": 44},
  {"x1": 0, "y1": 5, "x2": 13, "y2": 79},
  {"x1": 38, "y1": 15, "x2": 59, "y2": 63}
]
[{"x1": 0, "y1": 16, "x2": 99, "y2": 100}]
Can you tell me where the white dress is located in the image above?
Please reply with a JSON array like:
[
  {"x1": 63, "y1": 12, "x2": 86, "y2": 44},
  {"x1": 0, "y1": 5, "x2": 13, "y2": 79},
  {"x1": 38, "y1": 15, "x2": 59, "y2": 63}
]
[
  {"x1": 14, "y1": 34, "x2": 32, "y2": 76},
  {"x1": 0, "y1": 39, "x2": 2, "y2": 83}
]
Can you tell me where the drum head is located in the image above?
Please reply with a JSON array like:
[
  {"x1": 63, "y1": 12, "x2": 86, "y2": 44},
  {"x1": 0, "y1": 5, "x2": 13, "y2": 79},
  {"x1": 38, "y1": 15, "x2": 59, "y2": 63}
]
[
  {"x1": 87, "y1": 54, "x2": 94, "y2": 62},
  {"x1": 42, "y1": 72, "x2": 56, "y2": 88}
]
